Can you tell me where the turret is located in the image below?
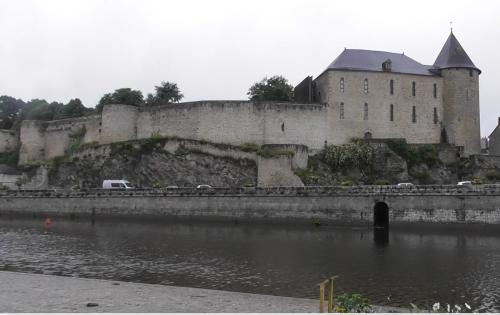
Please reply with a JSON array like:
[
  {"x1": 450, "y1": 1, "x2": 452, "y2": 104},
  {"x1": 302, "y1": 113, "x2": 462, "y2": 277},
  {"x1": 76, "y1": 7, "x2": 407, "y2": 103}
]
[{"x1": 433, "y1": 32, "x2": 481, "y2": 156}]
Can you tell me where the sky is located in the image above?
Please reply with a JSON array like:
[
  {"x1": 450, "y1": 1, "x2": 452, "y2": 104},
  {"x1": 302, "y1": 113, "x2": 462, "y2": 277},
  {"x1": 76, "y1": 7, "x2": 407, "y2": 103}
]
[{"x1": 0, "y1": 0, "x2": 499, "y2": 136}]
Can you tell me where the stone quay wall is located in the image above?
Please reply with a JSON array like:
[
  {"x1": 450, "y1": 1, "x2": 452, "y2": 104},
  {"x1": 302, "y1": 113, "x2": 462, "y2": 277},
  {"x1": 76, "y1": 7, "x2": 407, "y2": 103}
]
[{"x1": 1, "y1": 185, "x2": 500, "y2": 225}]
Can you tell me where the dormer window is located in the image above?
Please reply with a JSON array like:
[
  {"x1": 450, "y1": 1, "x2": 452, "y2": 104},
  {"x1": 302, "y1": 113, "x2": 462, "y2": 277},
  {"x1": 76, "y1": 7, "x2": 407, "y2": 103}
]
[
  {"x1": 364, "y1": 79, "x2": 369, "y2": 94},
  {"x1": 382, "y1": 59, "x2": 392, "y2": 72}
]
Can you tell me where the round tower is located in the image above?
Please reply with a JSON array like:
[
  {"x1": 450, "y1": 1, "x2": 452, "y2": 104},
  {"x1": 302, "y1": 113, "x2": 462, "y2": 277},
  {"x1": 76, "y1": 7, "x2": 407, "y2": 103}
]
[{"x1": 434, "y1": 32, "x2": 481, "y2": 156}]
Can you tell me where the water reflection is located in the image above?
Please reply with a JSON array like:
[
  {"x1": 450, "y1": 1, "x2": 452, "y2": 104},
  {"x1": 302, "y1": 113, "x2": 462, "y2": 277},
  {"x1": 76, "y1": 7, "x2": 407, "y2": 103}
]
[{"x1": 0, "y1": 217, "x2": 499, "y2": 311}]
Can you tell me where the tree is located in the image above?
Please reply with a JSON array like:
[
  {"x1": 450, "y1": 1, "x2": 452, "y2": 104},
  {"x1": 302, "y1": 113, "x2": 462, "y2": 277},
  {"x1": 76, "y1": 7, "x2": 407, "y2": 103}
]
[
  {"x1": 247, "y1": 75, "x2": 294, "y2": 101},
  {"x1": 96, "y1": 88, "x2": 145, "y2": 112},
  {"x1": 145, "y1": 81, "x2": 183, "y2": 106},
  {"x1": 0, "y1": 96, "x2": 25, "y2": 129},
  {"x1": 54, "y1": 98, "x2": 87, "y2": 120}
]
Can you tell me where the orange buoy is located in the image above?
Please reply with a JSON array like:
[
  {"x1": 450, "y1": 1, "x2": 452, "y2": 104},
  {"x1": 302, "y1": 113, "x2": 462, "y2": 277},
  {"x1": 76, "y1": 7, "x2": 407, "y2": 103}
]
[{"x1": 44, "y1": 217, "x2": 53, "y2": 229}]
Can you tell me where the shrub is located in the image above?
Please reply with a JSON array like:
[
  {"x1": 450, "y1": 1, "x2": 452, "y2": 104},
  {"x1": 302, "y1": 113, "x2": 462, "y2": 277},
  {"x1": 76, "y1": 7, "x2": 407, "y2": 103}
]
[
  {"x1": 0, "y1": 151, "x2": 19, "y2": 166},
  {"x1": 321, "y1": 139, "x2": 374, "y2": 172},
  {"x1": 412, "y1": 170, "x2": 433, "y2": 185},
  {"x1": 294, "y1": 168, "x2": 319, "y2": 185},
  {"x1": 334, "y1": 293, "x2": 372, "y2": 313},
  {"x1": 340, "y1": 176, "x2": 358, "y2": 186},
  {"x1": 373, "y1": 179, "x2": 390, "y2": 185},
  {"x1": 238, "y1": 143, "x2": 260, "y2": 152}
]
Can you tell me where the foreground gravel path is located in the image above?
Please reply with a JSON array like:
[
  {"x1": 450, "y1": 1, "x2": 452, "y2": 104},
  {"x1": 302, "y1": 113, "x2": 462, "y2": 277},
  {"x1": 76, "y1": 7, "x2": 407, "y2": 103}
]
[{"x1": 0, "y1": 271, "x2": 319, "y2": 312}]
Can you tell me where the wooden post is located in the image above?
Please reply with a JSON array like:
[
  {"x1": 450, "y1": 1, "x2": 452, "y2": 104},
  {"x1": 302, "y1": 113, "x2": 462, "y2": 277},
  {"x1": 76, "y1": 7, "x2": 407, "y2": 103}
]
[{"x1": 319, "y1": 280, "x2": 328, "y2": 313}]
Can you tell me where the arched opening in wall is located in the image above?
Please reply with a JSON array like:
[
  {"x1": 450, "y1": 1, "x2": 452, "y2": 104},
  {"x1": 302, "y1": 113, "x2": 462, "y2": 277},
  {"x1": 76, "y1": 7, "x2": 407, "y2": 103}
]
[
  {"x1": 364, "y1": 132, "x2": 372, "y2": 140},
  {"x1": 373, "y1": 201, "x2": 389, "y2": 229}
]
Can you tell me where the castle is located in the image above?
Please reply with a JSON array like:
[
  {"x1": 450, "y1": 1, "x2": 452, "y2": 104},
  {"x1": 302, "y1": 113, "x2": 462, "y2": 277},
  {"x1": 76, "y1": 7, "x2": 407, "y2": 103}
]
[{"x1": 0, "y1": 31, "x2": 482, "y2": 165}]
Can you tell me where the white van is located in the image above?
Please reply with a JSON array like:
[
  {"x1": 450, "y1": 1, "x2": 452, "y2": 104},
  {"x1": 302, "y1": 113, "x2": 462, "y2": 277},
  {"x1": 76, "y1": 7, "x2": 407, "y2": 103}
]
[{"x1": 102, "y1": 180, "x2": 134, "y2": 189}]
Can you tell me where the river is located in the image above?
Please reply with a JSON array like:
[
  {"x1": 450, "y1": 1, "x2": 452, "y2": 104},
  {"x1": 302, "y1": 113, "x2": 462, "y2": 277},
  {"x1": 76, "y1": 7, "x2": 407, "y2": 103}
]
[{"x1": 0, "y1": 217, "x2": 499, "y2": 312}]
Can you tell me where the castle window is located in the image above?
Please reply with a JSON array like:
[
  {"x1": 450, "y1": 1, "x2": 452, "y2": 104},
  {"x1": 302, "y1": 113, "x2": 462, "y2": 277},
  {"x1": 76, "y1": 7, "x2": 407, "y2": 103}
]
[
  {"x1": 390, "y1": 79, "x2": 394, "y2": 95},
  {"x1": 363, "y1": 103, "x2": 368, "y2": 120},
  {"x1": 433, "y1": 107, "x2": 438, "y2": 124},
  {"x1": 281, "y1": 122, "x2": 285, "y2": 132},
  {"x1": 469, "y1": 69, "x2": 473, "y2": 77},
  {"x1": 340, "y1": 78, "x2": 345, "y2": 93},
  {"x1": 340, "y1": 102, "x2": 345, "y2": 119},
  {"x1": 364, "y1": 79, "x2": 369, "y2": 94},
  {"x1": 412, "y1": 106, "x2": 416, "y2": 123},
  {"x1": 433, "y1": 83, "x2": 437, "y2": 98},
  {"x1": 412, "y1": 81, "x2": 416, "y2": 97},
  {"x1": 390, "y1": 104, "x2": 394, "y2": 121}
]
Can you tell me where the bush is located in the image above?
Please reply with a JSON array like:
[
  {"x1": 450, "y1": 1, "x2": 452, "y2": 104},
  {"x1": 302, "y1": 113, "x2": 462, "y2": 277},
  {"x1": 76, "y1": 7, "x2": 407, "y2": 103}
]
[
  {"x1": 373, "y1": 179, "x2": 390, "y2": 185},
  {"x1": 334, "y1": 293, "x2": 372, "y2": 313},
  {"x1": 384, "y1": 140, "x2": 441, "y2": 168},
  {"x1": 0, "y1": 151, "x2": 19, "y2": 166},
  {"x1": 412, "y1": 170, "x2": 433, "y2": 185},
  {"x1": 294, "y1": 168, "x2": 319, "y2": 185},
  {"x1": 238, "y1": 143, "x2": 260, "y2": 152},
  {"x1": 340, "y1": 176, "x2": 358, "y2": 186},
  {"x1": 321, "y1": 139, "x2": 373, "y2": 172}
]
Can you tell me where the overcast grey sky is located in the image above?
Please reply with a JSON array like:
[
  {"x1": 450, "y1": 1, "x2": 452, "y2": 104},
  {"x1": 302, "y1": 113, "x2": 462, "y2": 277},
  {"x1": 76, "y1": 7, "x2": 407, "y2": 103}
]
[{"x1": 0, "y1": 0, "x2": 498, "y2": 136}]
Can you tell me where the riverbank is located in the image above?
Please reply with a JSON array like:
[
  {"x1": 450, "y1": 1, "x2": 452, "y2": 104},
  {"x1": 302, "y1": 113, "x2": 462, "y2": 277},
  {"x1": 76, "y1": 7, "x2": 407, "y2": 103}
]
[{"x1": 0, "y1": 271, "x2": 406, "y2": 312}]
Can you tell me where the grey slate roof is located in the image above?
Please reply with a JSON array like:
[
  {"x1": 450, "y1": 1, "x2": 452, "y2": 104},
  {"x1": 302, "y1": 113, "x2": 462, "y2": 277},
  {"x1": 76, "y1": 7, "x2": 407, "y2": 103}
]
[
  {"x1": 325, "y1": 49, "x2": 435, "y2": 76},
  {"x1": 433, "y1": 32, "x2": 480, "y2": 73}
]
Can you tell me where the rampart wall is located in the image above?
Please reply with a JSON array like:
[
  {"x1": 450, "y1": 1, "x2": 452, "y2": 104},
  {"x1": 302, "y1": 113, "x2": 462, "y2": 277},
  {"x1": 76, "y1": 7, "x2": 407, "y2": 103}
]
[{"x1": 1, "y1": 185, "x2": 500, "y2": 225}]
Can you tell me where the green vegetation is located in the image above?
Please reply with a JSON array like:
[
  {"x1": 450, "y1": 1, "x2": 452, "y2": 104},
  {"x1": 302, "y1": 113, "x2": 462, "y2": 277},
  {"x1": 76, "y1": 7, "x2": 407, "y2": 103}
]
[
  {"x1": 373, "y1": 179, "x2": 390, "y2": 185},
  {"x1": 321, "y1": 139, "x2": 374, "y2": 172},
  {"x1": 96, "y1": 88, "x2": 145, "y2": 112},
  {"x1": 66, "y1": 126, "x2": 86, "y2": 156},
  {"x1": 384, "y1": 140, "x2": 441, "y2": 168},
  {"x1": 238, "y1": 143, "x2": 260, "y2": 152},
  {"x1": 0, "y1": 151, "x2": 19, "y2": 166},
  {"x1": 340, "y1": 175, "x2": 359, "y2": 186},
  {"x1": 294, "y1": 168, "x2": 320, "y2": 185},
  {"x1": 145, "y1": 81, "x2": 184, "y2": 106},
  {"x1": 247, "y1": 75, "x2": 294, "y2": 101},
  {"x1": 411, "y1": 170, "x2": 433, "y2": 185},
  {"x1": 0, "y1": 183, "x2": 8, "y2": 191},
  {"x1": 257, "y1": 147, "x2": 294, "y2": 158},
  {"x1": 334, "y1": 293, "x2": 372, "y2": 313}
]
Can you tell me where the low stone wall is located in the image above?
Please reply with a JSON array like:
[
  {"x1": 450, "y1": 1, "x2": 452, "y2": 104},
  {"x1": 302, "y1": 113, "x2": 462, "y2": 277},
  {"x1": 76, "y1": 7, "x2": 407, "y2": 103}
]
[{"x1": 1, "y1": 185, "x2": 500, "y2": 225}]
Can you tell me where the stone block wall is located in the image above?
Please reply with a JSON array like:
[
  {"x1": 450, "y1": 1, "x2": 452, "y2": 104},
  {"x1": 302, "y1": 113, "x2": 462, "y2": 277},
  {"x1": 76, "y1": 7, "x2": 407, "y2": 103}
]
[
  {"x1": 315, "y1": 70, "x2": 444, "y2": 145},
  {"x1": 100, "y1": 104, "x2": 138, "y2": 144}
]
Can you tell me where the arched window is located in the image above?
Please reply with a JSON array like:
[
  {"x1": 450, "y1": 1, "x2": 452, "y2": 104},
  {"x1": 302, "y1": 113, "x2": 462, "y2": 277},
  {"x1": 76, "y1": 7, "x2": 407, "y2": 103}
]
[
  {"x1": 364, "y1": 103, "x2": 368, "y2": 120},
  {"x1": 390, "y1": 104, "x2": 394, "y2": 121},
  {"x1": 340, "y1": 102, "x2": 345, "y2": 119},
  {"x1": 364, "y1": 79, "x2": 369, "y2": 94},
  {"x1": 412, "y1": 81, "x2": 416, "y2": 96},
  {"x1": 340, "y1": 78, "x2": 345, "y2": 93},
  {"x1": 412, "y1": 106, "x2": 417, "y2": 123},
  {"x1": 390, "y1": 79, "x2": 394, "y2": 95}
]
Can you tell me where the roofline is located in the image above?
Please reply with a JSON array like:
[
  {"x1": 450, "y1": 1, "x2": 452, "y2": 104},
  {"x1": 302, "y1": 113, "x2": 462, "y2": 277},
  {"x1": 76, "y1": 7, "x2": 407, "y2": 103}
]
[
  {"x1": 435, "y1": 66, "x2": 482, "y2": 75},
  {"x1": 314, "y1": 68, "x2": 440, "y2": 81},
  {"x1": 489, "y1": 125, "x2": 500, "y2": 138}
]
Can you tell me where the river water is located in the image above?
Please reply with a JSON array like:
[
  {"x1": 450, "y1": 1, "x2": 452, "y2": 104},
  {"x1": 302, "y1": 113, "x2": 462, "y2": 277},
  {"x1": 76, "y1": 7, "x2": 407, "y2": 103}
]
[{"x1": 0, "y1": 217, "x2": 499, "y2": 312}]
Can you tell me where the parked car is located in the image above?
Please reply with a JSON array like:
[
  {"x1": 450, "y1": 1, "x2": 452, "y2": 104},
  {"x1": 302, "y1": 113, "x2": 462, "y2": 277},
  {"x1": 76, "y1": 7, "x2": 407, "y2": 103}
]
[
  {"x1": 102, "y1": 180, "x2": 134, "y2": 189},
  {"x1": 397, "y1": 182, "x2": 414, "y2": 188},
  {"x1": 457, "y1": 181, "x2": 472, "y2": 187},
  {"x1": 196, "y1": 184, "x2": 212, "y2": 189}
]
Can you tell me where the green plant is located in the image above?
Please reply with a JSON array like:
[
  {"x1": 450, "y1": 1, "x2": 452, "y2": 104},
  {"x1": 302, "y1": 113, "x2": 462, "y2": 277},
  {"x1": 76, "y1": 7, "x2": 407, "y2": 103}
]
[
  {"x1": 294, "y1": 168, "x2": 319, "y2": 185},
  {"x1": 340, "y1": 175, "x2": 358, "y2": 186},
  {"x1": 152, "y1": 181, "x2": 162, "y2": 188},
  {"x1": 0, "y1": 184, "x2": 9, "y2": 191},
  {"x1": 311, "y1": 217, "x2": 321, "y2": 227},
  {"x1": 471, "y1": 176, "x2": 482, "y2": 185},
  {"x1": 242, "y1": 179, "x2": 255, "y2": 187},
  {"x1": 321, "y1": 139, "x2": 374, "y2": 172},
  {"x1": 238, "y1": 143, "x2": 260, "y2": 152},
  {"x1": 257, "y1": 147, "x2": 294, "y2": 158},
  {"x1": 0, "y1": 151, "x2": 19, "y2": 166},
  {"x1": 334, "y1": 293, "x2": 372, "y2": 313},
  {"x1": 15, "y1": 175, "x2": 29, "y2": 189},
  {"x1": 412, "y1": 170, "x2": 433, "y2": 185}
]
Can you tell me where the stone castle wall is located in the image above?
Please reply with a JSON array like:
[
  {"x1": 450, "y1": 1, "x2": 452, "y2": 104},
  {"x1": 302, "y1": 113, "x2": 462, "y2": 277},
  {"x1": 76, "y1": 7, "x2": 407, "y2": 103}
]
[
  {"x1": 441, "y1": 68, "x2": 481, "y2": 155},
  {"x1": 315, "y1": 70, "x2": 444, "y2": 145}
]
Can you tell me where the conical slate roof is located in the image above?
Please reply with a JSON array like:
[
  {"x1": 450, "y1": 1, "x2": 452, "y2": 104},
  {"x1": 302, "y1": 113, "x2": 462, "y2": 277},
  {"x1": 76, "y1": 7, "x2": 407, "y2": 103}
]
[{"x1": 433, "y1": 32, "x2": 480, "y2": 73}]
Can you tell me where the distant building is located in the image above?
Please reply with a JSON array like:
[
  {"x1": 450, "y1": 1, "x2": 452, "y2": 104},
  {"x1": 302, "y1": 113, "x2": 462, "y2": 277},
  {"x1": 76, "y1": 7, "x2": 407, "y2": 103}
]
[
  {"x1": 296, "y1": 31, "x2": 481, "y2": 156},
  {"x1": 489, "y1": 118, "x2": 500, "y2": 156}
]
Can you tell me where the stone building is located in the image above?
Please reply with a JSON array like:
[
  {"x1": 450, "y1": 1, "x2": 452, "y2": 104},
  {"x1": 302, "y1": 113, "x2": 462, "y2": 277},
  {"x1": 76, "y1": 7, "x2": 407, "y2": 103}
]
[
  {"x1": 0, "y1": 32, "x2": 484, "y2": 165},
  {"x1": 296, "y1": 31, "x2": 481, "y2": 156},
  {"x1": 489, "y1": 118, "x2": 500, "y2": 156}
]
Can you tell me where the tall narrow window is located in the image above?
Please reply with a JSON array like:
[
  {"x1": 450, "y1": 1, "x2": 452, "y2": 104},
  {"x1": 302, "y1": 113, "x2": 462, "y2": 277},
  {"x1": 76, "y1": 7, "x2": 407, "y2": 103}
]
[
  {"x1": 433, "y1": 83, "x2": 437, "y2": 99},
  {"x1": 340, "y1": 78, "x2": 345, "y2": 93},
  {"x1": 412, "y1": 81, "x2": 416, "y2": 96},
  {"x1": 390, "y1": 79, "x2": 394, "y2": 95},
  {"x1": 363, "y1": 103, "x2": 368, "y2": 120},
  {"x1": 412, "y1": 106, "x2": 416, "y2": 123},
  {"x1": 340, "y1": 102, "x2": 345, "y2": 119},
  {"x1": 469, "y1": 69, "x2": 473, "y2": 77},
  {"x1": 433, "y1": 107, "x2": 438, "y2": 124},
  {"x1": 390, "y1": 104, "x2": 394, "y2": 121},
  {"x1": 364, "y1": 79, "x2": 369, "y2": 94}
]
